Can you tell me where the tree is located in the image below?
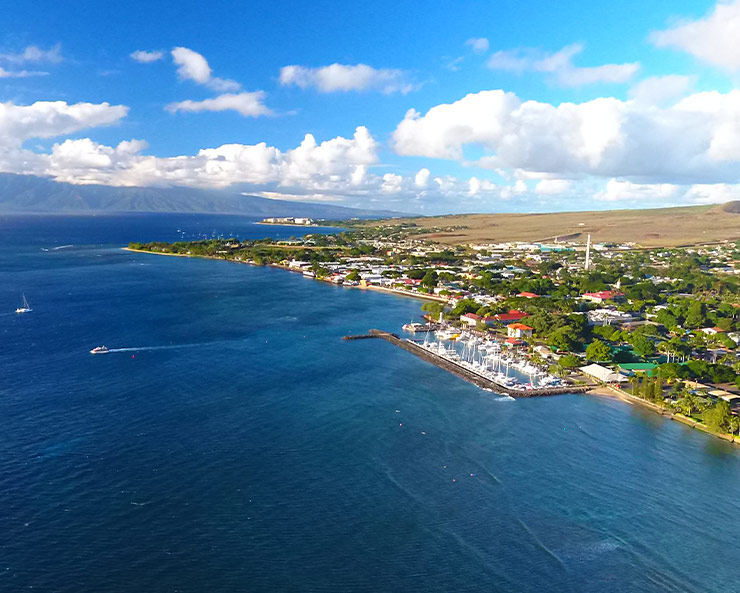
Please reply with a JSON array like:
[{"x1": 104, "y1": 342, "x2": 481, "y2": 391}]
[
  {"x1": 548, "y1": 326, "x2": 579, "y2": 352},
  {"x1": 684, "y1": 301, "x2": 707, "y2": 329},
  {"x1": 558, "y1": 354, "x2": 581, "y2": 369},
  {"x1": 421, "y1": 270, "x2": 438, "y2": 288},
  {"x1": 452, "y1": 299, "x2": 479, "y2": 315},
  {"x1": 631, "y1": 335, "x2": 656, "y2": 358},
  {"x1": 345, "y1": 269, "x2": 361, "y2": 282},
  {"x1": 703, "y1": 400, "x2": 732, "y2": 433},
  {"x1": 586, "y1": 339, "x2": 612, "y2": 362},
  {"x1": 421, "y1": 301, "x2": 445, "y2": 317}
]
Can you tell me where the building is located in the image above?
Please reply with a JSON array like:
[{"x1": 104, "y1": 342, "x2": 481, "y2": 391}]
[
  {"x1": 580, "y1": 363, "x2": 629, "y2": 383},
  {"x1": 582, "y1": 290, "x2": 624, "y2": 303},
  {"x1": 516, "y1": 291, "x2": 540, "y2": 299},
  {"x1": 507, "y1": 323, "x2": 534, "y2": 339},
  {"x1": 493, "y1": 310, "x2": 529, "y2": 325},
  {"x1": 701, "y1": 327, "x2": 726, "y2": 335},
  {"x1": 460, "y1": 313, "x2": 482, "y2": 327}
]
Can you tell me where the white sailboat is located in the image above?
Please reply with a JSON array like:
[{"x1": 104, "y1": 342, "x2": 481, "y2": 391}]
[{"x1": 15, "y1": 294, "x2": 32, "y2": 314}]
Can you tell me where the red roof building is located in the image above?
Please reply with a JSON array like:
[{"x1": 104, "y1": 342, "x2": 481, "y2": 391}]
[
  {"x1": 582, "y1": 290, "x2": 624, "y2": 303},
  {"x1": 516, "y1": 292, "x2": 540, "y2": 299},
  {"x1": 493, "y1": 309, "x2": 529, "y2": 324}
]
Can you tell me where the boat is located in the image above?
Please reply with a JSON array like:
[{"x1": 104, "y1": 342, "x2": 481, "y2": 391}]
[
  {"x1": 15, "y1": 294, "x2": 32, "y2": 314},
  {"x1": 90, "y1": 346, "x2": 110, "y2": 355}
]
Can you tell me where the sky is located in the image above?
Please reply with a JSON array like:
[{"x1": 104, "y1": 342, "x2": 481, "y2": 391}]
[{"x1": 2, "y1": 0, "x2": 740, "y2": 214}]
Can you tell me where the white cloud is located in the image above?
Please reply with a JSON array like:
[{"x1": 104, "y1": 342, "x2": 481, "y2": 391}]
[
  {"x1": 535, "y1": 179, "x2": 571, "y2": 195},
  {"x1": 0, "y1": 100, "x2": 128, "y2": 148},
  {"x1": 0, "y1": 67, "x2": 47, "y2": 78},
  {"x1": 684, "y1": 183, "x2": 740, "y2": 204},
  {"x1": 594, "y1": 179, "x2": 681, "y2": 202},
  {"x1": 392, "y1": 88, "x2": 740, "y2": 185},
  {"x1": 628, "y1": 75, "x2": 693, "y2": 105},
  {"x1": 651, "y1": 1, "x2": 740, "y2": 71},
  {"x1": 0, "y1": 44, "x2": 62, "y2": 64},
  {"x1": 171, "y1": 47, "x2": 240, "y2": 91},
  {"x1": 414, "y1": 167, "x2": 430, "y2": 187},
  {"x1": 487, "y1": 43, "x2": 639, "y2": 87},
  {"x1": 381, "y1": 173, "x2": 403, "y2": 193},
  {"x1": 130, "y1": 50, "x2": 164, "y2": 63},
  {"x1": 166, "y1": 92, "x2": 272, "y2": 117},
  {"x1": 465, "y1": 38, "x2": 490, "y2": 54},
  {"x1": 279, "y1": 63, "x2": 414, "y2": 94}
]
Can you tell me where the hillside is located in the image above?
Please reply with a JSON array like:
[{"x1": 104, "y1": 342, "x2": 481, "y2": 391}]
[
  {"x1": 379, "y1": 202, "x2": 740, "y2": 248},
  {"x1": 0, "y1": 174, "x2": 402, "y2": 219}
]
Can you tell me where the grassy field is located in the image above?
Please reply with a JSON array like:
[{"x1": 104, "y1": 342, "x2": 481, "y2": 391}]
[{"x1": 376, "y1": 202, "x2": 740, "y2": 247}]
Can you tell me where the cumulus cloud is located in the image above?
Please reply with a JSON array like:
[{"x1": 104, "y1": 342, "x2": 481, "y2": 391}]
[
  {"x1": 594, "y1": 179, "x2": 680, "y2": 202},
  {"x1": 0, "y1": 44, "x2": 63, "y2": 64},
  {"x1": 414, "y1": 167, "x2": 430, "y2": 187},
  {"x1": 535, "y1": 179, "x2": 572, "y2": 195},
  {"x1": 628, "y1": 75, "x2": 693, "y2": 105},
  {"x1": 279, "y1": 63, "x2": 415, "y2": 94},
  {"x1": 0, "y1": 100, "x2": 128, "y2": 148},
  {"x1": 166, "y1": 92, "x2": 272, "y2": 117},
  {"x1": 130, "y1": 50, "x2": 164, "y2": 63},
  {"x1": 487, "y1": 43, "x2": 639, "y2": 87},
  {"x1": 651, "y1": 1, "x2": 740, "y2": 71},
  {"x1": 171, "y1": 47, "x2": 240, "y2": 91},
  {"x1": 465, "y1": 38, "x2": 490, "y2": 54},
  {"x1": 392, "y1": 88, "x2": 740, "y2": 185}
]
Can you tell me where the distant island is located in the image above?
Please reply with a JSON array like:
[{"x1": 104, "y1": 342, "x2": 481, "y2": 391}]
[{"x1": 128, "y1": 213, "x2": 740, "y2": 444}]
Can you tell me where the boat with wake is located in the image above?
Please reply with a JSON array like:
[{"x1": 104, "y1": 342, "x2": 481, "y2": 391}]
[
  {"x1": 90, "y1": 346, "x2": 110, "y2": 355},
  {"x1": 15, "y1": 294, "x2": 32, "y2": 314}
]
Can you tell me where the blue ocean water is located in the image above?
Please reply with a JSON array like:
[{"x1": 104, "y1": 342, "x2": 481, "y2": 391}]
[{"x1": 1, "y1": 213, "x2": 739, "y2": 593}]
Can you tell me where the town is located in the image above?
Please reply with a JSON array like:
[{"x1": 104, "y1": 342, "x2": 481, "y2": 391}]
[{"x1": 129, "y1": 222, "x2": 740, "y2": 441}]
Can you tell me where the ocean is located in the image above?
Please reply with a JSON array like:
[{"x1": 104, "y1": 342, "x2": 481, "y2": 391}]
[{"x1": 1, "y1": 213, "x2": 738, "y2": 593}]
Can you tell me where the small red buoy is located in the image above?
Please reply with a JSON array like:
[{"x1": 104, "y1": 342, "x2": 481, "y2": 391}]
[{"x1": 132, "y1": 355, "x2": 135, "y2": 359}]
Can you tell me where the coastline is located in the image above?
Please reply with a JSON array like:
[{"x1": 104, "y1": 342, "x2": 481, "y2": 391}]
[
  {"x1": 588, "y1": 384, "x2": 740, "y2": 445},
  {"x1": 126, "y1": 247, "x2": 739, "y2": 444},
  {"x1": 123, "y1": 247, "x2": 444, "y2": 303}
]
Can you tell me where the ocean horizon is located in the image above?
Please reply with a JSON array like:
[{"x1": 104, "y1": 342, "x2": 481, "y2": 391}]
[{"x1": 2, "y1": 213, "x2": 739, "y2": 593}]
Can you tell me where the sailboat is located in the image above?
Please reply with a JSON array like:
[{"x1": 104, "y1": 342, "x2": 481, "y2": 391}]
[{"x1": 15, "y1": 294, "x2": 32, "y2": 314}]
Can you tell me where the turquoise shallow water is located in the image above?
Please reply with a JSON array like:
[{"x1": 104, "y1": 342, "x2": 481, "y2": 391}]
[{"x1": 1, "y1": 214, "x2": 739, "y2": 593}]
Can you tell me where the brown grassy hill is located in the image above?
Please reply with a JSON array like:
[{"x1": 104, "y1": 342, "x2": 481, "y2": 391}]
[{"x1": 379, "y1": 203, "x2": 740, "y2": 247}]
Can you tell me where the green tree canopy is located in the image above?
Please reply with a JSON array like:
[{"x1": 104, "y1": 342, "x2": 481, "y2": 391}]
[{"x1": 586, "y1": 339, "x2": 612, "y2": 362}]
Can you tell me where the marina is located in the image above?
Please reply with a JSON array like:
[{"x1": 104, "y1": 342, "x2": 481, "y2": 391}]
[{"x1": 345, "y1": 329, "x2": 589, "y2": 398}]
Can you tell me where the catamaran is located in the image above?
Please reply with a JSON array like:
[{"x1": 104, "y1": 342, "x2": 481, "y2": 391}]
[{"x1": 15, "y1": 294, "x2": 32, "y2": 314}]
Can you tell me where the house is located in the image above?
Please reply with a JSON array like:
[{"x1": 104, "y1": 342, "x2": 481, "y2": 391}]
[
  {"x1": 580, "y1": 363, "x2": 629, "y2": 383},
  {"x1": 701, "y1": 327, "x2": 726, "y2": 335},
  {"x1": 504, "y1": 337, "x2": 524, "y2": 347},
  {"x1": 460, "y1": 313, "x2": 482, "y2": 327},
  {"x1": 507, "y1": 323, "x2": 534, "y2": 339},
  {"x1": 582, "y1": 290, "x2": 624, "y2": 303},
  {"x1": 493, "y1": 310, "x2": 529, "y2": 325},
  {"x1": 516, "y1": 291, "x2": 540, "y2": 299}
]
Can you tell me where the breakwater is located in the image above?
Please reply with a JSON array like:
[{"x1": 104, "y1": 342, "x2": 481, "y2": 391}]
[{"x1": 345, "y1": 330, "x2": 589, "y2": 398}]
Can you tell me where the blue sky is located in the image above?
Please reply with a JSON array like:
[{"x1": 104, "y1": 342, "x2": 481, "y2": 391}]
[{"x1": 2, "y1": 0, "x2": 740, "y2": 213}]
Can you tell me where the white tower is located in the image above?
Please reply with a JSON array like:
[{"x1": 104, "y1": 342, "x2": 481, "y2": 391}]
[{"x1": 585, "y1": 234, "x2": 591, "y2": 271}]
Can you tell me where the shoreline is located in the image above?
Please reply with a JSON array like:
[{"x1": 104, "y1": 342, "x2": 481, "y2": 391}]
[
  {"x1": 588, "y1": 384, "x2": 740, "y2": 445},
  {"x1": 126, "y1": 247, "x2": 739, "y2": 445}
]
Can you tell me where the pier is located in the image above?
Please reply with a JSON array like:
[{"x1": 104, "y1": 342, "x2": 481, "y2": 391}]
[{"x1": 344, "y1": 330, "x2": 589, "y2": 398}]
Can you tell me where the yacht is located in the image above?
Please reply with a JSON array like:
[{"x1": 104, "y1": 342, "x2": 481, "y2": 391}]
[
  {"x1": 15, "y1": 294, "x2": 32, "y2": 314},
  {"x1": 90, "y1": 346, "x2": 110, "y2": 355}
]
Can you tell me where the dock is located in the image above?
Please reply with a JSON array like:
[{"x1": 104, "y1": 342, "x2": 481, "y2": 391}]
[{"x1": 344, "y1": 330, "x2": 589, "y2": 398}]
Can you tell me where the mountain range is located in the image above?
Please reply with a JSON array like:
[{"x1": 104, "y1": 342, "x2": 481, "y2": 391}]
[{"x1": 0, "y1": 174, "x2": 403, "y2": 219}]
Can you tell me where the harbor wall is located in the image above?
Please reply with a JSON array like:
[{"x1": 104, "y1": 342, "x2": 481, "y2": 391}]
[{"x1": 347, "y1": 330, "x2": 589, "y2": 399}]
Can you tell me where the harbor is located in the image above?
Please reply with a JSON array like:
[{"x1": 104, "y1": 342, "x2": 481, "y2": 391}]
[{"x1": 344, "y1": 329, "x2": 589, "y2": 398}]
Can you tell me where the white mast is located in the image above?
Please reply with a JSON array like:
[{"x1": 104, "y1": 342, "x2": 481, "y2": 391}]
[{"x1": 585, "y1": 234, "x2": 591, "y2": 271}]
